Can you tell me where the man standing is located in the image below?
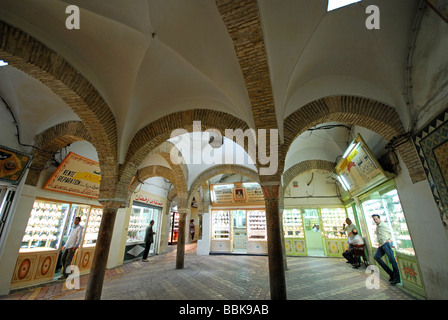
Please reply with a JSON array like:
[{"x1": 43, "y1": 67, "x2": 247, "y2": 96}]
[
  {"x1": 59, "y1": 216, "x2": 83, "y2": 280},
  {"x1": 372, "y1": 214, "x2": 401, "y2": 285},
  {"x1": 142, "y1": 220, "x2": 156, "y2": 262}
]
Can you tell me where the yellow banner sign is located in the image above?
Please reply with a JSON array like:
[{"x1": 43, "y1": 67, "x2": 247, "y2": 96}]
[{"x1": 43, "y1": 152, "x2": 101, "y2": 198}]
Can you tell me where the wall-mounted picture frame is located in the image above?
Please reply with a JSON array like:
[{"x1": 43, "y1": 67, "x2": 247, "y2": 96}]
[
  {"x1": 233, "y1": 187, "x2": 246, "y2": 201},
  {"x1": 0, "y1": 145, "x2": 33, "y2": 185}
]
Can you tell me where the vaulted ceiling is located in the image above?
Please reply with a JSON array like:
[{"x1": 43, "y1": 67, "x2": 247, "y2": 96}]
[{"x1": 0, "y1": 0, "x2": 423, "y2": 185}]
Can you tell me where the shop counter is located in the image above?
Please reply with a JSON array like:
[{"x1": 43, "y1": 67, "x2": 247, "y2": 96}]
[
  {"x1": 247, "y1": 240, "x2": 267, "y2": 254},
  {"x1": 11, "y1": 249, "x2": 59, "y2": 289},
  {"x1": 211, "y1": 239, "x2": 231, "y2": 253},
  {"x1": 284, "y1": 237, "x2": 307, "y2": 256}
]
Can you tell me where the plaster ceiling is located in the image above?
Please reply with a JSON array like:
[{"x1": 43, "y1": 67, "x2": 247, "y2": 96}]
[{"x1": 0, "y1": 0, "x2": 418, "y2": 183}]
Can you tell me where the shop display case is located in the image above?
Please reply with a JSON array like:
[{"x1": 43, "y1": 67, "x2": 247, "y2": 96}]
[
  {"x1": 382, "y1": 189, "x2": 415, "y2": 256},
  {"x1": 83, "y1": 207, "x2": 103, "y2": 247},
  {"x1": 321, "y1": 208, "x2": 347, "y2": 240},
  {"x1": 169, "y1": 211, "x2": 179, "y2": 244},
  {"x1": 13, "y1": 199, "x2": 104, "y2": 290},
  {"x1": 127, "y1": 206, "x2": 151, "y2": 244},
  {"x1": 283, "y1": 209, "x2": 304, "y2": 238},
  {"x1": 247, "y1": 210, "x2": 266, "y2": 241},
  {"x1": 320, "y1": 208, "x2": 348, "y2": 257},
  {"x1": 211, "y1": 210, "x2": 231, "y2": 252},
  {"x1": 283, "y1": 209, "x2": 307, "y2": 256},
  {"x1": 361, "y1": 188, "x2": 415, "y2": 255},
  {"x1": 212, "y1": 210, "x2": 230, "y2": 239},
  {"x1": 359, "y1": 181, "x2": 425, "y2": 298},
  {"x1": 21, "y1": 199, "x2": 70, "y2": 250}
]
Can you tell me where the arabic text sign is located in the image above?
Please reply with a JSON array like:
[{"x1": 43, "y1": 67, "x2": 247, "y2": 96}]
[{"x1": 43, "y1": 152, "x2": 101, "y2": 198}]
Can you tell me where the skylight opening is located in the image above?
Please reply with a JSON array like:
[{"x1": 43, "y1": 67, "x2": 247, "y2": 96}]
[
  {"x1": 0, "y1": 60, "x2": 8, "y2": 67},
  {"x1": 327, "y1": 0, "x2": 362, "y2": 12}
]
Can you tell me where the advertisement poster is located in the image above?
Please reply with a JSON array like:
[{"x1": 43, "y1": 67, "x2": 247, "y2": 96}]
[
  {"x1": 211, "y1": 183, "x2": 264, "y2": 206},
  {"x1": 43, "y1": 152, "x2": 101, "y2": 198}
]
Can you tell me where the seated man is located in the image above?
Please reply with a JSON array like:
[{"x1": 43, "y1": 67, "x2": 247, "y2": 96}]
[{"x1": 342, "y1": 228, "x2": 364, "y2": 268}]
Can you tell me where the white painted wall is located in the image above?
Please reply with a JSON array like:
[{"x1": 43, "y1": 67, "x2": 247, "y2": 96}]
[
  {"x1": 394, "y1": 154, "x2": 448, "y2": 299},
  {"x1": 284, "y1": 172, "x2": 342, "y2": 207}
]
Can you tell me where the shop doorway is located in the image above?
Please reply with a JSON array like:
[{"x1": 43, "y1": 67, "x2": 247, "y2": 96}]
[
  {"x1": 303, "y1": 209, "x2": 325, "y2": 256},
  {"x1": 168, "y1": 211, "x2": 179, "y2": 245},
  {"x1": 231, "y1": 210, "x2": 247, "y2": 253}
]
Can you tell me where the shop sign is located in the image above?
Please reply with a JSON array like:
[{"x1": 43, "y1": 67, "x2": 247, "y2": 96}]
[
  {"x1": 0, "y1": 145, "x2": 33, "y2": 185},
  {"x1": 134, "y1": 194, "x2": 164, "y2": 207},
  {"x1": 43, "y1": 152, "x2": 101, "y2": 198},
  {"x1": 211, "y1": 182, "x2": 264, "y2": 206},
  {"x1": 335, "y1": 134, "x2": 387, "y2": 196}
]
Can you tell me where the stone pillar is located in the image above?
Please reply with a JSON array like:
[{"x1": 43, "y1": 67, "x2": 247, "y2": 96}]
[
  {"x1": 262, "y1": 183, "x2": 287, "y2": 300},
  {"x1": 85, "y1": 201, "x2": 122, "y2": 300}
]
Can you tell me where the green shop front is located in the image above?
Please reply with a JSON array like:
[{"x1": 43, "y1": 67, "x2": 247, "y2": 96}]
[
  {"x1": 335, "y1": 134, "x2": 427, "y2": 299},
  {"x1": 283, "y1": 207, "x2": 351, "y2": 257}
]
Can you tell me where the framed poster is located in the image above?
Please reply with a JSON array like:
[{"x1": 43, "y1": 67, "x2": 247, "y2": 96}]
[
  {"x1": 43, "y1": 152, "x2": 101, "y2": 198},
  {"x1": 233, "y1": 187, "x2": 246, "y2": 201},
  {"x1": 335, "y1": 134, "x2": 388, "y2": 197},
  {"x1": 0, "y1": 145, "x2": 33, "y2": 185}
]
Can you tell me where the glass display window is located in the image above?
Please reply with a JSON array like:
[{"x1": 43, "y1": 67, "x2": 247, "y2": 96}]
[
  {"x1": 247, "y1": 210, "x2": 266, "y2": 241},
  {"x1": 127, "y1": 204, "x2": 161, "y2": 244},
  {"x1": 321, "y1": 208, "x2": 347, "y2": 239},
  {"x1": 283, "y1": 209, "x2": 304, "y2": 238},
  {"x1": 169, "y1": 211, "x2": 179, "y2": 244},
  {"x1": 21, "y1": 199, "x2": 70, "y2": 250},
  {"x1": 383, "y1": 189, "x2": 414, "y2": 255},
  {"x1": 212, "y1": 210, "x2": 230, "y2": 240},
  {"x1": 127, "y1": 206, "x2": 150, "y2": 243},
  {"x1": 83, "y1": 207, "x2": 103, "y2": 246},
  {"x1": 361, "y1": 185, "x2": 415, "y2": 256}
]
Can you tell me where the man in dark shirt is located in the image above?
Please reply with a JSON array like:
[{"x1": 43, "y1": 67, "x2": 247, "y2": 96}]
[{"x1": 142, "y1": 220, "x2": 155, "y2": 262}]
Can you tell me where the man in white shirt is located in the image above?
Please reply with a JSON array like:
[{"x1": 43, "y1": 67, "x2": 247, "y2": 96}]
[
  {"x1": 59, "y1": 216, "x2": 83, "y2": 279},
  {"x1": 372, "y1": 214, "x2": 401, "y2": 285},
  {"x1": 342, "y1": 228, "x2": 364, "y2": 266},
  {"x1": 343, "y1": 218, "x2": 356, "y2": 248}
]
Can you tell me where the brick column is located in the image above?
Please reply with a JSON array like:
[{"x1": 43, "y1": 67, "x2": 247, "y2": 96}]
[
  {"x1": 262, "y1": 183, "x2": 287, "y2": 300},
  {"x1": 85, "y1": 201, "x2": 122, "y2": 300},
  {"x1": 176, "y1": 210, "x2": 187, "y2": 269},
  {"x1": 278, "y1": 187, "x2": 287, "y2": 271},
  {"x1": 176, "y1": 194, "x2": 189, "y2": 269}
]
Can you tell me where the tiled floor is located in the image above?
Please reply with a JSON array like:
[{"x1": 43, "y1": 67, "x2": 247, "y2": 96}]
[{"x1": 1, "y1": 243, "x2": 414, "y2": 300}]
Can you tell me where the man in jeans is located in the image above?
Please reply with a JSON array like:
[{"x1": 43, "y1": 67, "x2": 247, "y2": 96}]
[
  {"x1": 372, "y1": 214, "x2": 401, "y2": 285},
  {"x1": 59, "y1": 216, "x2": 83, "y2": 280}
]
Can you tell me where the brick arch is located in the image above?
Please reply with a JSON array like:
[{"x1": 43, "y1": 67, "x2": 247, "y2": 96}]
[
  {"x1": 128, "y1": 165, "x2": 188, "y2": 201},
  {"x1": 118, "y1": 109, "x2": 254, "y2": 199},
  {"x1": 188, "y1": 164, "x2": 260, "y2": 203},
  {"x1": 146, "y1": 141, "x2": 189, "y2": 187},
  {"x1": 281, "y1": 95, "x2": 425, "y2": 183},
  {"x1": 282, "y1": 160, "x2": 336, "y2": 190},
  {"x1": 0, "y1": 21, "x2": 119, "y2": 198},
  {"x1": 26, "y1": 121, "x2": 93, "y2": 186}
]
